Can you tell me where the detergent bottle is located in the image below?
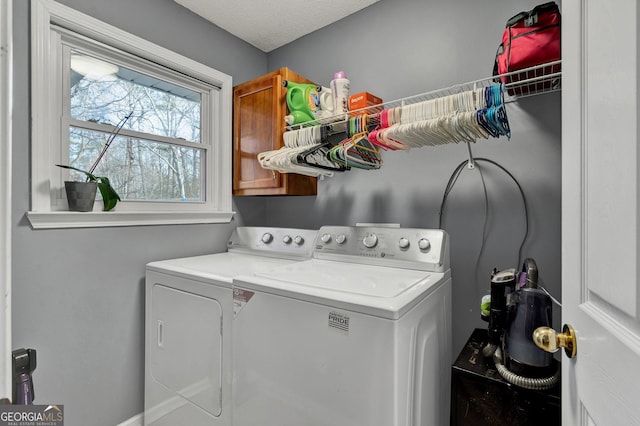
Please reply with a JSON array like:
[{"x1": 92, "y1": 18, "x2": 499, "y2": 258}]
[
  {"x1": 285, "y1": 111, "x2": 316, "y2": 125},
  {"x1": 330, "y1": 71, "x2": 350, "y2": 114},
  {"x1": 318, "y1": 86, "x2": 335, "y2": 114},
  {"x1": 282, "y1": 80, "x2": 320, "y2": 125}
]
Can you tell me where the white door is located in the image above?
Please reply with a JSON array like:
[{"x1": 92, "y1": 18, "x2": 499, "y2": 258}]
[{"x1": 562, "y1": 0, "x2": 640, "y2": 424}]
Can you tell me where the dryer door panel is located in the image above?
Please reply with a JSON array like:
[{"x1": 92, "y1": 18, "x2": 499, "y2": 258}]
[{"x1": 151, "y1": 284, "x2": 222, "y2": 416}]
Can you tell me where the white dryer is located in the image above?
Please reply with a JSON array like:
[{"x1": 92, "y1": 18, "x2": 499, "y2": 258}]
[
  {"x1": 232, "y1": 225, "x2": 452, "y2": 426},
  {"x1": 144, "y1": 227, "x2": 317, "y2": 426}
]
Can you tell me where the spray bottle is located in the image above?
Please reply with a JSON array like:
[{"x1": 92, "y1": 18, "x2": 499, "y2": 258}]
[{"x1": 330, "y1": 71, "x2": 350, "y2": 114}]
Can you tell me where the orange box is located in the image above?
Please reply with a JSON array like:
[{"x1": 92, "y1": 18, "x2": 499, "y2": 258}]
[{"x1": 348, "y1": 92, "x2": 383, "y2": 116}]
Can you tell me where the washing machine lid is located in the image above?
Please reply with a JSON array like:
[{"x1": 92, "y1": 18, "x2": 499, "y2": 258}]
[
  {"x1": 146, "y1": 252, "x2": 299, "y2": 287},
  {"x1": 234, "y1": 259, "x2": 449, "y2": 319}
]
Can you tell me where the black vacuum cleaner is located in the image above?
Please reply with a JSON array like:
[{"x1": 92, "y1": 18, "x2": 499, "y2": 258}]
[{"x1": 481, "y1": 259, "x2": 559, "y2": 390}]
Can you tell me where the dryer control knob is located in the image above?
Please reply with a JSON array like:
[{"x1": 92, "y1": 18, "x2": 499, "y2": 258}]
[
  {"x1": 321, "y1": 233, "x2": 332, "y2": 244},
  {"x1": 399, "y1": 237, "x2": 410, "y2": 249},
  {"x1": 261, "y1": 233, "x2": 273, "y2": 244},
  {"x1": 336, "y1": 234, "x2": 347, "y2": 245},
  {"x1": 282, "y1": 235, "x2": 292, "y2": 244},
  {"x1": 363, "y1": 233, "x2": 378, "y2": 248},
  {"x1": 418, "y1": 238, "x2": 431, "y2": 251},
  {"x1": 294, "y1": 235, "x2": 305, "y2": 246}
]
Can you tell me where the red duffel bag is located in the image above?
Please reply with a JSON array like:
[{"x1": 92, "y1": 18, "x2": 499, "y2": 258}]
[{"x1": 493, "y1": 2, "x2": 561, "y2": 96}]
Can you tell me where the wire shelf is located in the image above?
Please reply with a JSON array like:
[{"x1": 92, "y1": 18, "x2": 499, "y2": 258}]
[{"x1": 285, "y1": 60, "x2": 561, "y2": 132}]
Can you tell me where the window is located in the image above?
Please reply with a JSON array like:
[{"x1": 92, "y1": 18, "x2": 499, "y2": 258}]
[
  {"x1": 28, "y1": 0, "x2": 233, "y2": 228},
  {"x1": 66, "y1": 46, "x2": 206, "y2": 203}
]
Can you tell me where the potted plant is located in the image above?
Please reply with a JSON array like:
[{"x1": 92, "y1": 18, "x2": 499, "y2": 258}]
[
  {"x1": 55, "y1": 165, "x2": 120, "y2": 212},
  {"x1": 56, "y1": 113, "x2": 131, "y2": 212}
]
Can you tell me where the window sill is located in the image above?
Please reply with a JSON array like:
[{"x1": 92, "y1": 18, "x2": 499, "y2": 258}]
[{"x1": 26, "y1": 210, "x2": 235, "y2": 229}]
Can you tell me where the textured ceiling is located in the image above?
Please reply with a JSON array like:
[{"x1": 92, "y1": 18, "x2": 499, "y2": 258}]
[{"x1": 174, "y1": 0, "x2": 380, "y2": 52}]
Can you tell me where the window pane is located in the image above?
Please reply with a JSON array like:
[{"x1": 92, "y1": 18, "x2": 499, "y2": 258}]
[
  {"x1": 69, "y1": 127, "x2": 203, "y2": 202},
  {"x1": 69, "y1": 51, "x2": 201, "y2": 143}
]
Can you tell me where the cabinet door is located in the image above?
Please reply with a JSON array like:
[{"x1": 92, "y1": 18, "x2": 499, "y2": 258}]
[
  {"x1": 233, "y1": 68, "x2": 317, "y2": 196},
  {"x1": 233, "y1": 73, "x2": 283, "y2": 193}
]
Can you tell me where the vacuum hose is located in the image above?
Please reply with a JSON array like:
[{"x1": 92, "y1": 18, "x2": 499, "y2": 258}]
[{"x1": 492, "y1": 347, "x2": 559, "y2": 390}]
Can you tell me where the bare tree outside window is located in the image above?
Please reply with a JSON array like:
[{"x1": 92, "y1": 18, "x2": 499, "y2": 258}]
[{"x1": 68, "y1": 52, "x2": 204, "y2": 202}]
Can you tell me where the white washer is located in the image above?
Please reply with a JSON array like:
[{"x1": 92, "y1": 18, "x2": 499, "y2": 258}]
[
  {"x1": 232, "y1": 225, "x2": 452, "y2": 426},
  {"x1": 144, "y1": 227, "x2": 317, "y2": 426}
]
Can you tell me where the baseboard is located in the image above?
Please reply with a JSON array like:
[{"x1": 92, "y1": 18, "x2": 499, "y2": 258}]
[{"x1": 116, "y1": 412, "x2": 143, "y2": 426}]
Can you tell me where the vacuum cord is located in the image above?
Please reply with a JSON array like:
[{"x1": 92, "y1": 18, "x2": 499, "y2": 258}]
[
  {"x1": 492, "y1": 346, "x2": 559, "y2": 390},
  {"x1": 438, "y1": 158, "x2": 530, "y2": 268}
]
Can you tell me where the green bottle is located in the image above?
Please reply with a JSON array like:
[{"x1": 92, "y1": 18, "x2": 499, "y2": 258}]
[{"x1": 283, "y1": 80, "x2": 320, "y2": 125}]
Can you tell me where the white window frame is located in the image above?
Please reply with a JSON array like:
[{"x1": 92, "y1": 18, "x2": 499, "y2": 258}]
[{"x1": 27, "y1": 0, "x2": 234, "y2": 229}]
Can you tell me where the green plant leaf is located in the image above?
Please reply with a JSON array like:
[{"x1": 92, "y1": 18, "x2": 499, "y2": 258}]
[
  {"x1": 96, "y1": 177, "x2": 121, "y2": 211},
  {"x1": 55, "y1": 164, "x2": 98, "y2": 182}
]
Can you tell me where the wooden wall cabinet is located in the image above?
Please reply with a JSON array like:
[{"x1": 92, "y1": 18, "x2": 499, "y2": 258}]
[{"x1": 233, "y1": 68, "x2": 317, "y2": 196}]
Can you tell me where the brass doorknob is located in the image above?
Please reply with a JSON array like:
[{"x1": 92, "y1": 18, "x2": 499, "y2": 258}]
[{"x1": 533, "y1": 324, "x2": 577, "y2": 358}]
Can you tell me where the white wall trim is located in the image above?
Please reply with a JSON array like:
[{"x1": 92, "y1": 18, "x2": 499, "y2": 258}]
[
  {"x1": 27, "y1": 210, "x2": 235, "y2": 229},
  {"x1": 0, "y1": 0, "x2": 13, "y2": 401}
]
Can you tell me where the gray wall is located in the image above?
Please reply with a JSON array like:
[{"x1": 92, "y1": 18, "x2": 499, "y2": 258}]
[
  {"x1": 263, "y1": 0, "x2": 562, "y2": 356},
  {"x1": 11, "y1": 0, "x2": 561, "y2": 424},
  {"x1": 11, "y1": 0, "x2": 267, "y2": 425}
]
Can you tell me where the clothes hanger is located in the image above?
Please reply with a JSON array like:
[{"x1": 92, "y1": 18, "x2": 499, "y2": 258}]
[
  {"x1": 259, "y1": 126, "x2": 336, "y2": 177},
  {"x1": 329, "y1": 133, "x2": 382, "y2": 170},
  {"x1": 296, "y1": 126, "x2": 350, "y2": 172}
]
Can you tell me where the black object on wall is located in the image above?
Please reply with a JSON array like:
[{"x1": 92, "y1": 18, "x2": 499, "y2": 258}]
[{"x1": 12, "y1": 348, "x2": 37, "y2": 405}]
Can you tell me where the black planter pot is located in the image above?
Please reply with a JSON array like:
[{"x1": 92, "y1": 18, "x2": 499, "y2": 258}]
[{"x1": 64, "y1": 181, "x2": 97, "y2": 212}]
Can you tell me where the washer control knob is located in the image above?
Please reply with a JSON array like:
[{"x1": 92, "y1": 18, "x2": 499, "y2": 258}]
[
  {"x1": 399, "y1": 237, "x2": 410, "y2": 249},
  {"x1": 282, "y1": 235, "x2": 292, "y2": 244},
  {"x1": 294, "y1": 235, "x2": 305, "y2": 246},
  {"x1": 363, "y1": 233, "x2": 378, "y2": 248},
  {"x1": 336, "y1": 234, "x2": 347, "y2": 245},
  {"x1": 261, "y1": 233, "x2": 273, "y2": 244},
  {"x1": 418, "y1": 238, "x2": 431, "y2": 251},
  {"x1": 321, "y1": 233, "x2": 332, "y2": 244}
]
